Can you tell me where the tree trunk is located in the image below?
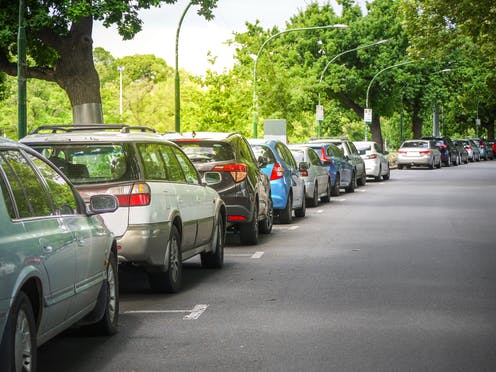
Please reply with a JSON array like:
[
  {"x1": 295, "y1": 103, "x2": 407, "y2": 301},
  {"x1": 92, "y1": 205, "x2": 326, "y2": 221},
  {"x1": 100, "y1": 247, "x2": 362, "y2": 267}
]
[
  {"x1": 370, "y1": 115, "x2": 384, "y2": 152},
  {"x1": 412, "y1": 103, "x2": 423, "y2": 139}
]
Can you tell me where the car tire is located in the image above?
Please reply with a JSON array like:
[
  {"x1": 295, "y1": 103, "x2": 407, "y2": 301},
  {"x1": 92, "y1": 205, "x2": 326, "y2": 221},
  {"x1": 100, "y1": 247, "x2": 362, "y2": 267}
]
[
  {"x1": 331, "y1": 175, "x2": 340, "y2": 196},
  {"x1": 359, "y1": 171, "x2": 367, "y2": 186},
  {"x1": 259, "y1": 199, "x2": 273, "y2": 234},
  {"x1": 307, "y1": 183, "x2": 319, "y2": 207},
  {"x1": 278, "y1": 193, "x2": 293, "y2": 224},
  {"x1": 382, "y1": 166, "x2": 390, "y2": 180},
  {"x1": 201, "y1": 215, "x2": 225, "y2": 268},
  {"x1": 294, "y1": 190, "x2": 306, "y2": 218},
  {"x1": 345, "y1": 172, "x2": 356, "y2": 193},
  {"x1": 321, "y1": 182, "x2": 331, "y2": 203},
  {"x1": 240, "y1": 205, "x2": 259, "y2": 245},
  {"x1": 0, "y1": 292, "x2": 37, "y2": 372},
  {"x1": 436, "y1": 159, "x2": 442, "y2": 169},
  {"x1": 374, "y1": 166, "x2": 382, "y2": 182},
  {"x1": 148, "y1": 225, "x2": 182, "y2": 293},
  {"x1": 88, "y1": 251, "x2": 119, "y2": 335}
]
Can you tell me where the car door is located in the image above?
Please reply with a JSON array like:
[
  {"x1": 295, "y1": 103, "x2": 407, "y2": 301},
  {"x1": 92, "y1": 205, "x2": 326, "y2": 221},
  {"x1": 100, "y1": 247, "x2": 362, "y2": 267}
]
[
  {"x1": 171, "y1": 146, "x2": 214, "y2": 248},
  {"x1": 29, "y1": 153, "x2": 107, "y2": 314},
  {"x1": 0, "y1": 149, "x2": 77, "y2": 333},
  {"x1": 308, "y1": 148, "x2": 328, "y2": 194},
  {"x1": 277, "y1": 143, "x2": 304, "y2": 208}
]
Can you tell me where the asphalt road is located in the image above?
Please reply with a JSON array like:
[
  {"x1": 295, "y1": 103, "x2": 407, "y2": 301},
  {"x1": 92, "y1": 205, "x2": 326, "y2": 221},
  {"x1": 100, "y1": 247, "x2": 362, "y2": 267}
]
[{"x1": 38, "y1": 161, "x2": 496, "y2": 372}]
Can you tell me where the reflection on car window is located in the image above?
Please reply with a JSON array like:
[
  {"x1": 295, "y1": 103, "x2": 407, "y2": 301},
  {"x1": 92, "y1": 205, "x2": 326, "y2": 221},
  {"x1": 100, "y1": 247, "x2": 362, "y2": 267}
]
[
  {"x1": 138, "y1": 143, "x2": 167, "y2": 180},
  {"x1": 177, "y1": 141, "x2": 235, "y2": 163},
  {"x1": 160, "y1": 145, "x2": 186, "y2": 182},
  {"x1": 251, "y1": 145, "x2": 276, "y2": 164},
  {"x1": 0, "y1": 150, "x2": 52, "y2": 218},
  {"x1": 172, "y1": 148, "x2": 200, "y2": 185}
]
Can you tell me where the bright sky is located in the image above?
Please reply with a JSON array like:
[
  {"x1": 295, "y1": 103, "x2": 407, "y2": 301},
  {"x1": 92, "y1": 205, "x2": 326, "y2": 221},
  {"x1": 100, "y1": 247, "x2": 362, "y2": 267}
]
[{"x1": 92, "y1": 0, "x2": 364, "y2": 75}]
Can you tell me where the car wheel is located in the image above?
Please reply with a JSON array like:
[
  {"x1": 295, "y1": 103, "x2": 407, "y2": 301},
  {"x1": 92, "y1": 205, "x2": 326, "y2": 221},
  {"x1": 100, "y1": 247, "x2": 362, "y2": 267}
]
[
  {"x1": 321, "y1": 181, "x2": 331, "y2": 203},
  {"x1": 294, "y1": 189, "x2": 306, "y2": 218},
  {"x1": 278, "y1": 193, "x2": 293, "y2": 224},
  {"x1": 436, "y1": 159, "x2": 442, "y2": 168},
  {"x1": 307, "y1": 183, "x2": 319, "y2": 207},
  {"x1": 201, "y1": 215, "x2": 225, "y2": 268},
  {"x1": 358, "y1": 170, "x2": 366, "y2": 186},
  {"x1": 89, "y1": 251, "x2": 119, "y2": 335},
  {"x1": 374, "y1": 166, "x2": 382, "y2": 182},
  {"x1": 240, "y1": 205, "x2": 259, "y2": 245},
  {"x1": 149, "y1": 225, "x2": 182, "y2": 293},
  {"x1": 331, "y1": 175, "x2": 340, "y2": 196},
  {"x1": 259, "y1": 199, "x2": 273, "y2": 234},
  {"x1": 398, "y1": 164, "x2": 403, "y2": 170},
  {"x1": 345, "y1": 172, "x2": 356, "y2": 193},
  {"x1": 0, "y1": 292, "x2": 37, "y2": 372},
  {"x1": 382, "y1": 166, "x2": 390, "y2": 180}
]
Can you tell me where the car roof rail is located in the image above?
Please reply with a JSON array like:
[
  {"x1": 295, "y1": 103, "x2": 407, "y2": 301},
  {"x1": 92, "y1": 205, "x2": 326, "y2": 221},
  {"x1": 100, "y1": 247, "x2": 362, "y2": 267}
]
[
  {"x1": 30, "y1": 124, "x2": 157, "y2": 134},
  {"x1": 309, "y1": 136, "x2": 349, "y2": 141}
]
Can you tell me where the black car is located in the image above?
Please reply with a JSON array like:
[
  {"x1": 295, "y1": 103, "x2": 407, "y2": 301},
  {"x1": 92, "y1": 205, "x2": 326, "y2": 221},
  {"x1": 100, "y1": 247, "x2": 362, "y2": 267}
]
[
  {"x1": 421, "y1": 136, "x2": 459, "y2": 166},
  {"x1": 452, "y1": 140, "x2": 469, "y2": 164},
  {"x1": 166, "y1": 132, "x2": 273, "y2": 245}
]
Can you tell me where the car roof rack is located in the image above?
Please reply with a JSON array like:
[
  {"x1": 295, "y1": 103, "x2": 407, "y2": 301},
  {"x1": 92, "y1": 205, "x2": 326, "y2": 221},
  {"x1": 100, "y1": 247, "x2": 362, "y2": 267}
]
[
  {"x1": 30, "y1": 124, "x2": 157, "y2": 134},
  {"x1": 309, "y1": 136, "x2": 349, "y2": 141}
]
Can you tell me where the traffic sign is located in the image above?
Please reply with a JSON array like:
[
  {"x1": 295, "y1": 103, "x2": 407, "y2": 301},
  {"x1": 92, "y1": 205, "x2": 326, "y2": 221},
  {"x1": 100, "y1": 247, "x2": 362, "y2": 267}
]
[
  {"x1": 364, "y1": 108, "x2": 372, "y2": 124},
  {"x1": 316, "y1": 105, "x2": 324, "y2": 121}
]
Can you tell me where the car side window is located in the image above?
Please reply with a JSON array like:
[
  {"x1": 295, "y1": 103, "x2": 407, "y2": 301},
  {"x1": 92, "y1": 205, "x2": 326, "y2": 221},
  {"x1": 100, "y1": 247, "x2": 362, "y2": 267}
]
[
  {"x1": 137, "y1": 143, "x2": 167, "y2": 180},
  {"x1": 308, "y1": 149, "x2": 321, "y2": 165},
  {"x1": 277, "y1": 143, "x2": 296, "y2": 169},
  {"x1": 27, "y1": 153, "x2": 78, "y2": 215},
  {"x1": 160, "y1": 145, "x2": 186, "y2": 183},
  {"x1": 172, "y1": 147, "x2": 200, "y2": 185},
  {"x1": 348, "y1": 141, "x2": 359, "y2": 155},
  {"x1": 0, "y1": 166, "x2": 16, "y2": 219},
  {"x1": 0, "y1": 150, "x2": 52, "y2": 218},
  {"x1": 240, "y1": 138, "x2": 258, "y2": 165}
]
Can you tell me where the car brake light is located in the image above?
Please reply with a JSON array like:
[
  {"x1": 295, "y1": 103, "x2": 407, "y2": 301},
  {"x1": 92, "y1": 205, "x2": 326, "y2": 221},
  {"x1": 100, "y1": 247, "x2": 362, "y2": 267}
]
[
  {"x1": 227, "y1": 215, "x2": 247, "y2": 222},
  {"x1": 212, "y1": 163, "x2": 247, "y2": 182},
  {"x1": 466, "y1": 146, "x2": 472, "y2": 150},
  {"x1": 397, "y1": 150, "x2": 406, "y2": 154},
  {"x1": 270, "y1": 162, "x2": 285, "y2": 180},
  {"x1": 439, "y1": 144, "x2": 447, "y2": 149},
  {"x1": 299, "y1": 169, "x2": 308, "y2": 177},
  {"x1": 368, "y1": 154, "x2": 377, "y2": 159},
  {"x1": 108, "y1": 182, "x2": 151, "y2": 207},
  {"x1": 419, "y1": 150, "x2": 432, "y2": 155}
]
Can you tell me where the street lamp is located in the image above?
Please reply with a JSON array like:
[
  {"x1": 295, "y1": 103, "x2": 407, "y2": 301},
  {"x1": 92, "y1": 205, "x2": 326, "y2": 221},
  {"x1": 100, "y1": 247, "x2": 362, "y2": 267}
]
[
  {"x1": 118, "y1": 66, "x2": 125, "y2": 117},
  {"x1": 252, "y1": 24, "x2": 348, "y2": 138},
  {"x1": 365, "y1": 60, "x2": 415, "y2": 140},
  {"x1": 18, "y1": 0, "x2": 27, "y2": 139},
  {"x1": 316, "y1": 39, "x2": 388, "y2": 137}
]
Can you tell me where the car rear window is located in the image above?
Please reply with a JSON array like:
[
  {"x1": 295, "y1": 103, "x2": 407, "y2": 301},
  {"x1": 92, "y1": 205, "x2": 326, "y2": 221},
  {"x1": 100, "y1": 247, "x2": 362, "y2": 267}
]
[
  {"x1": 174, "y1": 141, "x2": 235, "y2": 163},
  {"x1": 251, "y1": 145, "x2": 276, "y2": 164},
  {"x1": 30, "y1": 143, "x2": 138, "y2": 184},
  {"x1": 401, "y1": 141, "x2": 428, "y2": 148}
]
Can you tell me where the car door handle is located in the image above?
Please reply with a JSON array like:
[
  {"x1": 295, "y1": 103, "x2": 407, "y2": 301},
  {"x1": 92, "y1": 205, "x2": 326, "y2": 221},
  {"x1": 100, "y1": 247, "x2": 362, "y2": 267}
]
[{"x1": 42, "y1": 245, "x2": 53, "y2": 253}]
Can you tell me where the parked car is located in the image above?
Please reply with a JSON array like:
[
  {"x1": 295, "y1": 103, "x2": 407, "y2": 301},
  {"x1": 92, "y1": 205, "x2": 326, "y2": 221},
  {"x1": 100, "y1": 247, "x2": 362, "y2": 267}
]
[
  {"x1": 458, "y1": 139, "x2": 481, "y2": 162},
  {"x1": 21, "y1": 124, "x2": 226, "y2": 293},
  {"x1": 485, "y1": 140, "x2": 496, "y2": 160},
  {"x1": 353, "y1": 141, "x2": 391, "y2": 181},
  {"x1": 288, "y1": 145, "x2": 330, "y2": 207},
  {"x1": 306, "y1": 142, "x2": 355, "y2": 194},
  {"x1": 249, "y1": 139, "x2": 306, "y2": 224},
  {"x1": 421, "y1": 136, "x2": 458, "y2": 166},
  {"x1": 164, "y1": 132, "x2": 273, "y2": 245},
  {"x1": 0, "y1": 138, "x2": 119, "y2": 372},
  {"x1": 309, "y1": 137, "x2": 367, "y2": 187},
  {"x1": 397, "y1": 139, "x2": 442, "y2": 169},
  {"x1": 452, "y1": 140, "x2": 469, "y2": 164},
  {"x1": 469, "y1": 138, "x2": 491, "y2": 160}
]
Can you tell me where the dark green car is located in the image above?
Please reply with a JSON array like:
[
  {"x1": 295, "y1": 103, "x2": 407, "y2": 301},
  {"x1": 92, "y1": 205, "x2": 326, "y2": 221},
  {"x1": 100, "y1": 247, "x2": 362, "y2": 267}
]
[{"x1": 0, "y1": 138, "x2": 119, "y2": 372}]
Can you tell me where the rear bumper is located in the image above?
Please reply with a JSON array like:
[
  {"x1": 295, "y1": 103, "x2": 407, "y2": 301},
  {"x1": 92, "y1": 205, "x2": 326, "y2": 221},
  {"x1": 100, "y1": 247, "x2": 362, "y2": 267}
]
[{"x1": 117, "y1": 222, "x2": 171, "y2": 266}]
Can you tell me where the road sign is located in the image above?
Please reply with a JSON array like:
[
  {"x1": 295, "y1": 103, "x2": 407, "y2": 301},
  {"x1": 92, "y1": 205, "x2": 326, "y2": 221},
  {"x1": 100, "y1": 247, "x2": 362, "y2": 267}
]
[
  {"x1": 364, "y1": 108, "x2": 372, "y2": 124},
  {"x1": 475, "y1": 118, "x2": 481, "y2": 126},
  {"x1": 316, "y1": 105, "x2": 324, "y2": 121}
]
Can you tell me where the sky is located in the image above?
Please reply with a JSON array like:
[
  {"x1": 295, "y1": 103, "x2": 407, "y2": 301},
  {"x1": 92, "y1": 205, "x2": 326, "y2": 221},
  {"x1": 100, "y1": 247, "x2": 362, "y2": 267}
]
[{"x1": 92, "y1": 0, "x2": 360, "y2": 75}]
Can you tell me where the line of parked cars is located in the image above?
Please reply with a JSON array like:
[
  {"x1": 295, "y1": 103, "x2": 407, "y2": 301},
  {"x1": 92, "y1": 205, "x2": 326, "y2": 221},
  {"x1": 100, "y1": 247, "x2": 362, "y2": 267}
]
[
  {"x1": 1, "y1": 125, "x2": 393, "y2": 370},
  {"x1": 397, "y1": 135, "x2": 494, "y2": 169}
]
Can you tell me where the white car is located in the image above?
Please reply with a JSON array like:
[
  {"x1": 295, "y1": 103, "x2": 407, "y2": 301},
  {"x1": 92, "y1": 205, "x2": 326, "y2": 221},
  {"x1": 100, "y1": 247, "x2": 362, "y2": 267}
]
[
  {"x1": 21, "y1": 124, "x2": 226, "y2": 293},
  {"x1": 353, "y1": 141, "x2": 391, "y2": 181},
  {"x1": 288, "y1": 145, "x2": 331, "y2": 207}
]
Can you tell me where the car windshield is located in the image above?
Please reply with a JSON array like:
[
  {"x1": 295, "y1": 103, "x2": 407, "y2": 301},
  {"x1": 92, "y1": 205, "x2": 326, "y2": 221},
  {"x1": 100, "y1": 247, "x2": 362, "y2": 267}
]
[
  {"x1": 251, "y1": 145, "x2": 276, "y2": 164},
  {"x1": 355, "y1": 144, "x2": 371, "y2": 154},
  {"x1": 174, "y1": 141, "x2": 234, "y2": 163},
  {"x1": 402, "y1": 141, "x2": 428, "y2": 148},
  {"x1": 31, "y1": 143, "x2": 137, "y2": 184}
]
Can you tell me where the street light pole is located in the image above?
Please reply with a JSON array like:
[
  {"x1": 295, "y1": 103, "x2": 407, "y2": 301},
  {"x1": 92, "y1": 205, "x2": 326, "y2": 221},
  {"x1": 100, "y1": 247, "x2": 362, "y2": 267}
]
[
  {"x1": 118, "y1": 66, "x2": 125, "y2": 117},
  {"x1": 252, "y1": 24, "x2": 348, "y2": 138},
  {"x1": 175, "y1": 1, "x2": 194, "y2": 133},
  {"x1": 365, "y1": 60, "x2": 414, "y2": 140},
  {"x1": 18, "y1": 0, "x2": 27, "y2": 139},
  {"x1": 316, "y1": 39, "x2": 388, "y2": 137}
]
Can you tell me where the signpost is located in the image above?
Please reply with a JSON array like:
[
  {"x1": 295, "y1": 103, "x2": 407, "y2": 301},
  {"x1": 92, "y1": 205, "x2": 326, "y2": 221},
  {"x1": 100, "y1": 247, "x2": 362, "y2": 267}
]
[
  {"x1": 316, "y1": 105, "x2": 324, "y2": 138},
  {"x1": 364, "y1": 108, "x2": 372, "y2": 124}
]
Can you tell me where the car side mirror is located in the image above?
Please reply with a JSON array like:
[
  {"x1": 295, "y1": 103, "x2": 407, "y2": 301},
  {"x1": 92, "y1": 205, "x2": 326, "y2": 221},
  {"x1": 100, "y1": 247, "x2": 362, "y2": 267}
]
[
  {"x1": 202, "y1": 171, "x2": 222, "y2": 186},
  {"x1": 89, "y1": 194, "x2": 118, "y2": 214}
]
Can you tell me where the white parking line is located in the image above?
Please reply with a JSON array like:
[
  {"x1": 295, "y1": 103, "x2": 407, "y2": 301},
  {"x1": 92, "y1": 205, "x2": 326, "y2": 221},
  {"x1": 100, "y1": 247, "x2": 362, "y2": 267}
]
[
  {"x1": 123, "y1": 304, "x2": 209, "y2": 320},
  {"x1": 226, "y1": 253, "x2": 253, "y2": 257},
  {"x1": 315, "y1": 209, "x2": 324, "y2": 214},
  {"x1": 334, "y1": 198, "x2": 347, "y2": 202},
  {"x1": 251, "y1": 251, "x2": 264, "y2": 259},
  {"x1": 288, "y1": 225, "x2": 300, "y2": 230}
]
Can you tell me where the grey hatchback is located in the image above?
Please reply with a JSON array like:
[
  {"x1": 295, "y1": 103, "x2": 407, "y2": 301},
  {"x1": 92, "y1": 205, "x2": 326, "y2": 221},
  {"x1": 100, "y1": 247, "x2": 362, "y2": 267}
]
[{"x1": 0, "y1": 138, "x2": 119, "y2": 372}]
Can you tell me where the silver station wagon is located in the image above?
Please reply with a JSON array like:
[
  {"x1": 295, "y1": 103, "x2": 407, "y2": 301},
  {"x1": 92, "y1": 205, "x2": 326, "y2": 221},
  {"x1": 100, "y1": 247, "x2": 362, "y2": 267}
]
[{"x1": 0, "y1": 138, "x2": 119, "y2": 372}]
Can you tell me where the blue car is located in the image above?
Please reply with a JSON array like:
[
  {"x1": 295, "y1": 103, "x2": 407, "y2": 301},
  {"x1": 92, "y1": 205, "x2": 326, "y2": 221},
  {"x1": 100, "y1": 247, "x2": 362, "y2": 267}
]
[
  {"x1": 249, "y1": 139, "x2": 306, "y2": 224},
  {"x1": 306, "y1": 143, "x2": 356, "y2": 194}
]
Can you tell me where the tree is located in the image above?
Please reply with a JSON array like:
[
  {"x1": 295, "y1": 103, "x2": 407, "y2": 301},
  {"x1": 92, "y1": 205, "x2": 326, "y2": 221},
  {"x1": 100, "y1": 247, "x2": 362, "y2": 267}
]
[{"x1": 0, "y1": 0, "x2": 217, "y2": 126}]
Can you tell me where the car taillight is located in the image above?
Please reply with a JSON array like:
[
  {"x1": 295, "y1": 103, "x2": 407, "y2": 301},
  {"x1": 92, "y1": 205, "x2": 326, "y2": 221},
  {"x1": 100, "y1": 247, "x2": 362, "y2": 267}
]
[
  {"x1": 212, "y1": 163, "x2": 247, "y2": 182},
  {"x1": 112, "y1": 182, "x2": 151, "y2": 207},
  {"x1": 419, "y1": 150, "x2": 432, "y2": 155},
  {"x1": 439, "y1": 144, "x2": 447, "y2": 149},
  {"x1": 397, "y1": 150, "x2": 406, "y2": 154},
  {"x1": 367, "y1": 154, "x2": 378, "y2": 159},
  {"x1": 270, "y1": 162, "x2": 285, "y2": 180},
  {"x1": 227, "y1": 215, "x2": 247, "y2": 222},
  {"x1": 299, "y1": 169, "x2": 308, "y2": 177},
  {"x1": 466, "y1": 146, "x2": 473, "y2": 150}
]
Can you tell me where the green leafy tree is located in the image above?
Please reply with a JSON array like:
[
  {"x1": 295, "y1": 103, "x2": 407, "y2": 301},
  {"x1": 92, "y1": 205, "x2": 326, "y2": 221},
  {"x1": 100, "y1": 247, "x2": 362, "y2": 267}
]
[{"x1": 0, "y1": 0, "x2": 217, "y2": 125}]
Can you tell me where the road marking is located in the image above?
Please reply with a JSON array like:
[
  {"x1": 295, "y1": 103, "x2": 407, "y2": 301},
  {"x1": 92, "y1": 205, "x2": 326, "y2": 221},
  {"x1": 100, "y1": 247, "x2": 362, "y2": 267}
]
[
  {"x1": 334, "y1": 198, "x2": 347, "y2": 202},
  {"x1": 316, "y1": 209, "x2": 324, "y2": 214},
  {"x1": 288, "y1": 225, "x2": 300, "y2": 230},
  {"x1": 123, "y1": 304, "x2": 209, "y2": 320},
  {"x1": 226, "y1": 253, "x2": 253, "y2": 257},
  {"x1": 356, "y1": 189, "x2": 367, "y2": 192},
  {"x1": 251, "y1": 251, "x2": 264, "y2": 259}
]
